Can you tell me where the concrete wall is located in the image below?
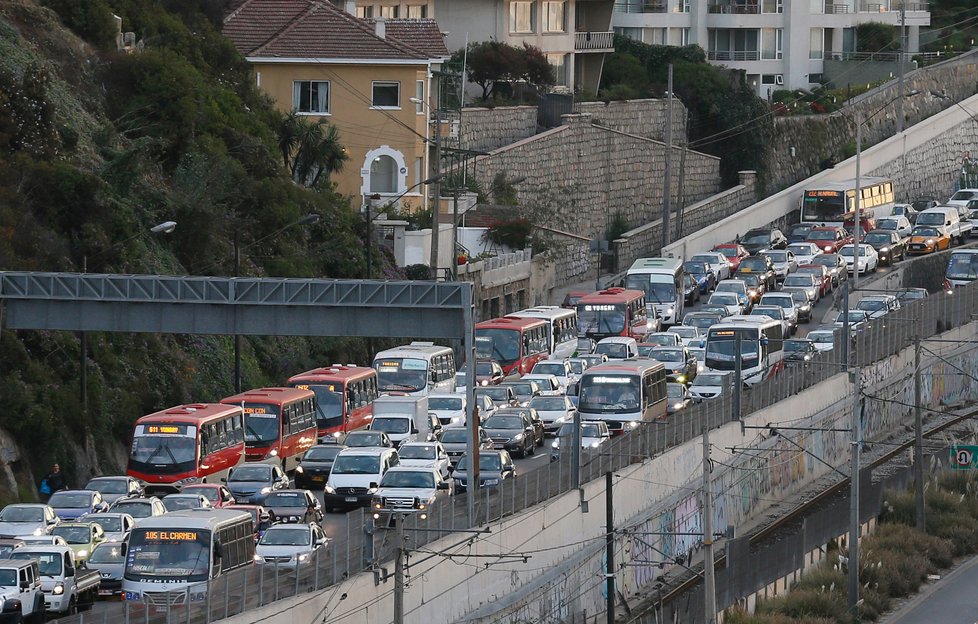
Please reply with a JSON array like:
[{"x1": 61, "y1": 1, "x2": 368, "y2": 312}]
[{"x1": 664, "y1": 92, "x2": 978, "y2": 261}]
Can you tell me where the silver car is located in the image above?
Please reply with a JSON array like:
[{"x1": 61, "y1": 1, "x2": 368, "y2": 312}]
[
  {"x1": 255, "y1": 523, "x2": 328, "y2": 568},
  {"x1": 528, "y1": 395, "x2": 577, "y2": 436},
  {"x1": 87, "y1": 541, "x2": 125, "y2": 598},
  {"x1": 77, "y1": 513, "x2": 133, "y2": 543}
]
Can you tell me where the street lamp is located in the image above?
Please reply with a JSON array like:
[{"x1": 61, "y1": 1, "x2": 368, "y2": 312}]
[{"x1": 410, "y1": 96, "x2": 444, "y2": 281}]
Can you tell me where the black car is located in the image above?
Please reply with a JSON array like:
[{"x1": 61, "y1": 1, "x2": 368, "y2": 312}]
[
  {"x1": 261, "y1": 489, "x2": 323, "y2": 524},
  {"x1": 785, "y1": 223, "x2": 816, "y2": 243},
  {"x1": 862, "y1": 229, "x2": 906, "y2": 266},
  {"x1": 735, "y1": 255, "x2": 777, "y2": 290},
  {"x1": 452, "y1": 451, "x2": 516, "y2": 493},
  {"x1": 784, "y1": 339, "x2": 817, "y2": 362},
  {"x1": 483, "y1": 412, "x2": 541, "y2": 458},
  {"x1": 294, "y1": 444, "x2": 346, "y2": 490},
  {"x1": 740, "y1": 228, "x2": 787, "y2": 254},
  {"x1": 810, "y1": 253, "x2": 848, "y2": 287},
  {"x1": 682, "y1": 273, "x2": 700, "y2": 304},
  {"x1": 494, "y1": 407, "x2": 545, "y2": 447}
]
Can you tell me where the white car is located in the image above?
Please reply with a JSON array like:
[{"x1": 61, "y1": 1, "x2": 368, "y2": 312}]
[
  {"x1": 876, "y1": 216, "x2": 912, "y2": 239},
  {"x1": 520, "y1": 373, "x2": 563, "y2": 395},
  {"x1": 427, "y1": 393, "x2": 466, "y2": 427},
  {"x1": 396, "y1": 441, "x2": 452, "y2": 479},
  {"x1": 839, "y1": 244, "x2": 879, "y2": 274},
  {"x1": 107, "y1": 496, "x2": 167, "y2": 519},
  {"x1": 0, "y1": 505, "x2": 58, "y2": 537},
  {"x1": 528, "y1": 394, "x2": 577, "y2": 436},
  {"x1": 255, "y1": 523, "x2": 328, "y2": 568},
  {"x1": 688, "y1": 371, "x2": 730, "y2": 400},
  {"x1": 707, "y1": 292, "x2": 744, "y2": 316},
  {"x1": 807, "y1": 329, "x2": 839, "y2": 352},
  {"x1": 594, "y1": 336, "x2": 639, "y2": 360},
  {"x1": 551, "y1": 421, "x2": 611, "y2": 458},
  {"x1": 78, "y1": 513, "x2": 134, "y2": 543},
  {"x1": 786, "y1": 242, "x2": 822, "y2": 266},
  {"x1": 758, "y1": 293, "x2": 799, "y2": 334},
  {"x1": 530, "y1": 360, "x2": 576, "y2": 390},
  {"x1": 566, "y1": 358, "x2": 590, "y2": 377},
  {"x1": 371, "y1": 466, "x2": 452, "y2": 519},
  {"x1": 666, "y1": 325, "x2": 701, "y2": 347},
  {"x1": 855, "y1": 294, "x2": 900, "y2": 320},
  {"x1": 689, "y1": 252, "x2": 731, "y2": 281}
]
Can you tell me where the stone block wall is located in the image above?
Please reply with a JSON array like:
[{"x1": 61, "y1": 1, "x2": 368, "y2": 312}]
[
  {"x1": 457, "y1": 106, "x2": 537, "y2": 153},
  {"x1": 613, "y1": 171, "x2": 758, "y2": 269},
  {"x1": 764, "y1": 50, "x2": 978, "y2": 196}
]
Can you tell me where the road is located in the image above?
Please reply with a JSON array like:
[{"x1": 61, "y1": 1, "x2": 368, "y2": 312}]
[{"x1": 882, "y1": 554, "x2": 978, "y2": 624}]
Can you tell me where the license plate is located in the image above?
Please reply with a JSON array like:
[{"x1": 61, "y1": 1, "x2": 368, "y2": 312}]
[
  {"x1": 493, "y1": 444, "x2": 505, "y2": 449},
  {"x1": 345, "y1": 496, "x2": 357, "y2": 502},
  {"x1": 312, "y1": 476, "x2": 324, "y2": 482},
  {"x1": 98, "y1": 590, "x2": 113, "y2": 596},
  {"x1": 740, "y1": 268, "x2": 751, "y2": 272}
]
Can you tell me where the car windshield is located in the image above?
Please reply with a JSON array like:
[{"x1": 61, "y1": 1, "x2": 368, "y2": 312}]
[
  {"x1": 533, "y1": 363, "x2": 565, "y2": 377},
  {"x1": 428, "y1": 397, "x2": 463, "y2": 411},
  {"x1": 739, "y1": 258, "x2": 767, "y2": 272},
  {"x1": 951, "y1": 191, "x2": 978, "y2": 201},
  {"x1": 761, "y1": 296, "x2": 792, "y2": 309},
  {"x1": 502, "y1": 384, "x2": 533, "y2": 399},
  {"x1": 529, "y1": 397, "x2": 567, "y2": 411},
  {"x1": 839, "y1": 246, "x2": 870, "y2": 257},
  {"x1": 89, "y1": 544, "x2": 123, "y2": 564},
  {"x1": 87, "y1": 479, "x2": 127, "y2": 495},
  {"x1": 742, "y1": 232, "x2": 771, "y2": 244},
  {"x1": 684, "y1": 316, "x2": 715, "y2": 330},
  {"x1": 864, "y1": 233, "x2": 891, "y2": 245},
  {"x1": 264, "y1": 492, "x2": 307, "y2": 508},
  {"x1": 474, "y1": 361, "x2": 495, "y2": 377},
  {"x1": 52, "y1": 526, "x2": 92, "y2": 544},
  {"x1": 807, "y1": 230, "x2": 837, "y2": 241},
  {"x1": 946, "y1": 254, "x2": 978, "y2": 280},
  {"x1": 783, "y1": 276, "x2": 813, "y2": 287},
  {"x1": 110, "y1": 501, "x2": 152, "y2": 518},
  {"x1": 439, "y1": 429, "x2": 469, "y2": 444},
  {"x1": 163, "y1": 496, "x2": 203, "y2": 511},
  {"x1": 568, "y1": 361, "x2": 585, "y2": 375},
  {"x1": 88, "y1": 516, "x2": 123, "y2": 533},
  {"x1": 911, "y1": 227, "x2": 940, "y2": 237},
  {"x1": 812, "y1": 255, "x2": 838, "y2": 267},
  {"x1": 710, "y1": 293, "x2": 738, "y2": 305},
  {"x1": 303, "y1": 447, "x2": 343, "y2": 462},
  {"x1": 0, "y1": 507, "x2": 43, "y2": 523},
  {"x1": 229, "y1": 466, "x2": 272, "y2": 482},
  {"x1": 345, "y1": 432, "x2": 387, "y2": 447},
  {"x1": 10, "y1": 551, "x2": 61, "y2": 577},
  {"x1": 667, "y1": 385, "x2": 685, "y2": 399},
  {"x1": 857, "y1": 299, "x2": 887, "y2": 311},
  {"x1": 784, "y1": 340, "x2": 811, "y2": 352},
  {"x1": 752, "y1": 308, "x2": 781, "y2": 320},
  {"x1": 651, "y1": 348, "x2": 683, "y2": 362},
  {"x1": 380, "y1": 471, "x2": 435, "y2": 489},
  {"x1": 456, "y1": 454, "x2": 503, "y2": 472},
  {"x1": 331, "y1": 455, "x2": 381, "y2": 474},
  {"x1": 877, "y1": 220, "x2": 899, "y2": 230},
  {"x1": 371, "y1": 417, "x2": 411, "y2": 435},
  {"x1": 398, "y1": 445, "x2": 437, "y2": 460},
  {"x1": 810, "y1": 332, "x2": 836, "y2": 344},
  {"x1": 48, "y1": 492, "x2": 90, "y2": 509},
  {"x1": 259, "y1": 527, "x2": 310, "y2": 546},
  {"x1": 669, "y1": 327, "x2": 695, "y2": 338},
  {"x1": 484, "y1": 416, "x2": 524, "y2": 430},
  {"x1": 694, "y1": 374, "x2": 726, "y2": 386},
  {"x1": 684, "y1": 262, "x2": 708, "y2": 274},
  {"x1": 765, "y1": 252, "x2": 787, "y2": 262},
  {"x1": 595, "y1": 343, "x2": 629, "y2": 359},
  {"x1": 790, "y1": 292, "x2": 809, "y2": 305},
  {"x1": 691, "y1": 254, "x2": 719, "y2": 265},
  {"x1": 480, "y1": 387, "x2": 511, "y2": 401},
  {"x1": 837, "y1": 312, "x2": 867, "y2": 322}
]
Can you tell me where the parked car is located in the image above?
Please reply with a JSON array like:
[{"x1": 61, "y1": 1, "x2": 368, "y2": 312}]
[
  {"x1": 711, "y1": 244, "x2": 750, "y2": 272},
  {"x1": 863, "y1": 229, "x2": 906, "y2": 265},
  {"x1": 740, "y1": 227, "x2": 787, "y2": 254},
  {"x1": 839, "y1": 243, "x2": 880, "y2": 274},
  {"x1": 806, "y1": 226, "x2": 852, "y2": 254},
  {"x1": 783, "y1": 339, "x2": 817, "y2": 362}
]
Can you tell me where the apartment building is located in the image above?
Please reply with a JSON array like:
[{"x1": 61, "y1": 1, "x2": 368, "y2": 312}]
[{"x1": 612, "y1": 0, "x2": 930, "y2": 95}]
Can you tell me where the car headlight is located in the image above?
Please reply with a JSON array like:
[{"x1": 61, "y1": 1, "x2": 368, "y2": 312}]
[
  {"x1": 804, "y1": 354, "x2": 812, "y2": 361},
  {"x1": 295, "y1": 466, "x2": 304, "y2": 474},
  {"x1": 675, "y1": 375, "x2": 686, "y2": 383},
  {"x1": 801, "y1": 305, "x2": 811, "y2": 311},
  {"x1": 260, "y1": 486, "x2": 272, "y2": 494},
  {"x1": 53, "y1": 583, "x2": 64, "y2": 596},
  {"x1": 590, "y1": 441, "x2": 601, "y2": 448},
  {"x1": 33, "y1": 528, "x2": 43, "y2": 536},
  {"x1": 324, "y1": 485, "x2": 336, "y2": 494},
  {"x1": 672, "y1": 402, "x2": 684, "y2": 410},
  {"x1": 824, "y1": 246, "x2": 832, "y2": 252},
  {"x1": 298, "y1": 553, "x2": 309, "y2": 562},
  {"x1": 480, "y1": 379, "x2": 488, "y2": 386},
  {"x1": 367, "y1": 487, "x2": 378, "y2": 494},
  {"x1": 749, "y1": 290, "x2": 757, "y2": 297},
  {"x1": 926, "y1": 239, "x2": 935, "y2": 245},
  {"x1": 288, "y1": 515, "x2": 300, "y2": 522},
  {"x1": 253, "y1": 554, "x2": 262, "y2": 562},
  {"x1": 269, "y1": 448, "x2": 279, "y2": 457},
  {"x1": 881, "y1": 247, "x2": 889, "y2": 252},
  {"x1": 511, "y1": 433, "x2": 524, "y2": 442},
  {"x1": 551, "y1": 440, "x2": 559, "y2": 448},
  {"x1": 483, "y1": 478, "x2": 499, "y2": 486},
  {"x1": 77, "y1": 549, "x2": 88, "y2": 559}
]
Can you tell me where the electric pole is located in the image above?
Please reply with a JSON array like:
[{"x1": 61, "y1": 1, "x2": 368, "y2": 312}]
[
  {"x1": 847, "y1": 365, "x2": 861, "y2": 614},
  {"x1": 914, "y1": 330, "x2": 925, "y2": 531},
  {"x1": 428, "y1": 92, "x2": 443, "y2": 280},
  {"x1": 605, "y1": 471, "x2": 615, "y2": 624},
  {"x1": 702, "y1": 422, "x2": 717, "y2": 624},
  {"x1": 394, "y1": 514, "x2": 405, "y2": 624},
  {"x1": 897, "y1": 4, "x2": 906, "y2": 135},
  {"x1": 854, "y1": 110, "x2": 862, "y2": 292},
  {"x1": 662, "y1": 63, "x2": 673, "y2": 251}
]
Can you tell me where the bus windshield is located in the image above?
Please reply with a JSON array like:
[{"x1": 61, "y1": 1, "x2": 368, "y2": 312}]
[
  {"x1": 803, "y1": 192, "x2": 845, "y2": 221},
  {"x1": 474, "y1": 329, "x2": 521, "y2": 366},
  {"x1": 947, "y1": 255, "x2": 978, "y2": 280},
  {"x1": 243, "y1": 404, "x2": 281, "y2": 445},
  {"x1": 624, "y1": 276, "x2": 676, "y2": 304},
  {"x1": 375, "y1": 358, "x2": 428, "y2": 392},
  {"x1": 706, "y1": 330, "x2": 759, "y2": 370},
  {"x1": 578, "y1": 375, "x2": 641, "y2": 413},
  {"x1": 129, "y1": 435, "x2": 196, "y2": 472},
  {"x1": 124, "y1": 528, "x2": 211, "y2": 583},
  {"x1": 299, "y1": 385, "x2": 343, "y2": 429},
  {"x1": 577, "y1": 304, "x2": 626, "y2": 336}
]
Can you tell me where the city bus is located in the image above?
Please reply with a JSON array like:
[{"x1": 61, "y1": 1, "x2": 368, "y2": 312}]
[
  {"x1": 121, "y1": 509, "x2": 255, "y2": 607},
  {"x1": 705, "y1": 317, "x2": 785, "y2": 385},
  {"x1": 475, "y1": 316, "x2": 550, "y2": 377},
  {"x1": 127, "y1": 403, "x2": 245, "y2": 495},
  {"x1": 801, "y1": 177, "x2": 895, "y2": 228},
  {"x1": 576, "y1": 359, "x2": 668, "y2": 433},
  {"x1": 576, "y1": 288, "x2": 650, "y2": 342},
  {"x1": 624, "y1": 258, "x2": 684, "y2": 325},
  {"x1": 220, "y1": 387, "x2": 317, "y2": 470},
  {"x1": 372, "y1": 342, "x2": 457, "y2": 396},
  {"x1": 509, "y1": 306, "x2": 579, "y2": 359},
  {"x1": 286, "y1": 365, "x2": 378, "y2": 439}
]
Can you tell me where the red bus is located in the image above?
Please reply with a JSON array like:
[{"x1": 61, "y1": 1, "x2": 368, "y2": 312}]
[
  {"x1": 127, "y1": 403, "x2": 245, "y2": 495},
  {"x1": 220, "y1": 387, "x2": 317, "y2": 470},
  {"x1": 475, "y1": 316, "x2": 550, "y2": 377},
  {"x1": 576, "y1": 288, "x2": 650, "y2": 342},
  {"x1": 285, "y1": 365, "x2": 378, "y2": 439}
]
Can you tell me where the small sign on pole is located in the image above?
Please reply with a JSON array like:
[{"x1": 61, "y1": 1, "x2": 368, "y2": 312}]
[{"x1": 950, "y1": 445, "x2": 978, "y2": 470}]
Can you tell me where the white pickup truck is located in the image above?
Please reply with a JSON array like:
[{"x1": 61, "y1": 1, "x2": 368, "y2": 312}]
[
  {"x1": 10, "y1": 546, "x2": 99, "y2": 615},
  {"x1": 0, "y1": 559, "x2": 45, "y2": 624}
]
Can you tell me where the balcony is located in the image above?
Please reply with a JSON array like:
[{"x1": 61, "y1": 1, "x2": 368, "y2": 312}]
[
  {"x1": 707, "y1": 50, "x2": 760, "y2": 61},
  {"x1": 708, "y1": 1, "x2": 760, "y2": 14},
  {"x1": 575, "y1": 31, "x2": 615, "y2": 52},
  {"x1": 892, "y1": 2, "x2": 929, "y2": 9},
  {"x1": 613, "y1": 0, "x2": 667, "y2": 13}
]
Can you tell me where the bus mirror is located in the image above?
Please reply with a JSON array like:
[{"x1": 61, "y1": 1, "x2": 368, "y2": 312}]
[
  {"x1": 120, "y1": 543, "x2": 127, "y2": 557},
  {"x1": 213, "y1": 541, "x2": 223, "y2": 562},
  {"x1": 761, "y1": 338, "x2": 769, "y2": 345}
]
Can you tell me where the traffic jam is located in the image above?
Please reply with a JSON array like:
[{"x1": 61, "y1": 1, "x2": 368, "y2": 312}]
[{"x1": 0, "y1": 178, "x2": 973, "y2": 616}]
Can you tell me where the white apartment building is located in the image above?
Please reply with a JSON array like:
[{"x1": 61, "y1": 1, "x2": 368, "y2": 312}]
[{"x1": 612, "y1": 0, "x2": 930, "y2": 95}]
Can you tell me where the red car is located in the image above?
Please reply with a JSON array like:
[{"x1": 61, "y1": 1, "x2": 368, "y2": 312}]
[
  {"x1": 805, "y1": 227, "x2": 852, "y2": 254},
  {"x1": 181, "y1": 483, "x2": 236, "y2": 508},
  {"x1": 712, "y1": 244, "x2": 750, "y2": 272},
  {"x1": 843, "y1": 216, "x2": 876, "y2": 241},
  {"x1": 796, "y1": 264, "x2": 832, "y2": 298}
]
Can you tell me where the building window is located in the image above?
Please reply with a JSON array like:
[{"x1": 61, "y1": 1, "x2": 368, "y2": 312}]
[
  {"x1": 379, "y1": 5, "x2": 399, "y2": 18},
  {"x1": 510, "y1": 1, "x2": 534, "y2": 33},
  {"x1": 614, "y1": 26, "x2": 642, "y2": 41},
  {"x1": 761, "y1": 28, "x2": 783, "y2": 60},
  {"x1": 372, "y1": 81, "x2": 400, "y2": 108},
  {"x1": 542, "y1": 1, "x2": 565, "y2": 33},
  {"x1": 645, "y1": 27, "x2": 666, "y2": 45},
  {"x1": 673, "y1": 0, "x2": 690, "y2": 12},
  {"x1": 370, "y1": 155, "x2": 398, "y2": 194},
  {"x1": 406, "y1": 4, "x2": 427, "y2": 18},
  {"x1": 762, "y1": 0, "x2": 783, "y2": 13},
  {"x1": 810, "y1": 27, "x2": 823, "y2": 60},
  {"x1": 669, "y1": 27, "x2": 690, "y2": 46},
  {"x1": 415, "y1": 81, "x2": 424, "y2": 114},
  {"x1": 292, "y1": 81, "x2": 330, "y2": 114},
  {"x1": 415, "y1": 157, "x2": 423, "y2": 187},
  {"x1": 356, "y1": 5, "x2": 374, "y2": 18},
  {"x1": 547, "y1": 53, "x2": 567, "y2": 86}
]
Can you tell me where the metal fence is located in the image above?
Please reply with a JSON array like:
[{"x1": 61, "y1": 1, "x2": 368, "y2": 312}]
[{"x1": 59, "y1": 284, "x2": 978, "y2": 624}]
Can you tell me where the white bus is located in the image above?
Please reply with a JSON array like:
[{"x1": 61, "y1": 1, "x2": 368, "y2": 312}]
[
  {"x1": 801, "y1": 177, "x2": 895, "y2": 228},
  {"x1": 509, "y1": 306, "x2": 579, "y2": 360},
  {"x1": 121, "y1": 509, "x2": 255, "y2": 606},
  {"x1": 624, "y1": 257, "x2": 684, "y2": 326},
  {"x1": 705, "y1": 317, "x2": 784, "y2": 385},
  {"x1": 576, "y1": 359, "x2": 668, "y2": 433},
  {"x1": 372, "y1": 342, "x2": 457, "y2": 396}
]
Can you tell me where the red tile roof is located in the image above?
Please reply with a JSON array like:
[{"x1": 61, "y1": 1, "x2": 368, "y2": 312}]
[
  {"x1": 223, "y1": 0, "x2": 441, "y2": 62},
  {"x1": 366, "y1": 18, "x2": 450, "y2": 59}
]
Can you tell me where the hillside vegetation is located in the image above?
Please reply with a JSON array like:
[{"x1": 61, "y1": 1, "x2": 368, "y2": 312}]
[{"x1": 0, "y1": 0, "x2": 375, "y2": 494}]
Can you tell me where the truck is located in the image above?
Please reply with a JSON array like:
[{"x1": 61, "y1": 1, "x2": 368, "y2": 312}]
[
  {"x1": 9, "y1": 545, "x2": 100, "y2": 615},
  {"x1": 369, "y1": 396, "x2": 440, "y2": 447},
  {"x1": 0, "y1": 559, "x2": 45, "y2": 624},
  {"x1": 370, "y1": 466, "x2": 451, "y2": 527}
]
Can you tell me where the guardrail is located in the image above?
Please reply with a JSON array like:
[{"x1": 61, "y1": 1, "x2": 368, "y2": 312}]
[{"x1": 574, "y1": 31, "x2": 614, "y2": 51}]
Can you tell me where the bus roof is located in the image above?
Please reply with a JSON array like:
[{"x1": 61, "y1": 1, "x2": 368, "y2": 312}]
[
  {"x1": 137, "y1": 403, "x2": 243, "y2": 425},
  {"x1": 708, "y1": 319, "x2": 782, "y2": 333},
  {"x1": 372, "y1": 343, "x2": 454, "y2": 358},
  {"x1": 581, "y1": 358, "x2": 664, "y2": 377},
  {"x1": 131, "y1": 508, "x2": 252, "y2": 530},
  {"x1": 628, "y1": 257, "x2": 684, "y2": 272},
  {"x1": 287, "y1": 365, "x2": 376, "y2": 384},
  {"x1": 476, "y1": 316, "x2": 547, "y2": 329},
  {"x1": 510, "y1": 306, "x2": 576, "y2": 320},
  {"x1": 804, "y1": 177, "x2": 891, "y2": 192},
  {"x1": 577, "y1": 288, "x2": 645, "y2": 303},
  {"x1": 220, "y1": 387, "x2": 314, "y2": 406}
]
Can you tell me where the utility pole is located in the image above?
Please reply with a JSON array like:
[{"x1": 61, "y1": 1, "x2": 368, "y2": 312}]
[
  {"x1": 233, "y1": 229, "x2": 242, "y2": 393},
  {"x1": 854, "y1": 110, "x2": 862, "y2": 292},
  {"x1": 840, "y1": 281, "x2": 850, "y2": 373},
  {"x1": 451, "y1": 189, "x2": 460, "y2": 280},
  {"x1": 733, "y1": 332, "x2": 742, "y2": 421},
  {"x1": 428, "y1": 94, "x2": 443, "y2": 281},
  {"x1": 571, "y1": 405, "x2": 582, "y2": 489},
  {"x1": 366, "y1": 196, "x2": 372, "y2": 280},
  {"x1": 914, "y1": 329, "x2": 925, "y2": 531},
  {"x1": 662, "y1": 63, "x2": 673, "y2": 251},
  {"x1": 702, "y1": 422, "x2": 717, "y2": 624},
  {"x1": 896, "y1": 4, "x2": 906, "y2": 135},
  {"x1": 605, "y1": 471, "x2": 615, "y2": 624},
  {"x1": 394, "y1": 513, "x2": 405, "y2": 624},
  {"x1": 847, "y1": 364, "x2": 861, "y2": 614}
]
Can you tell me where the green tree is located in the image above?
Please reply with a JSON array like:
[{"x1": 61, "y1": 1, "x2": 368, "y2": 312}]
[
  {"x1": 856, "y1": 22, "x2": 898, "y2": 52},
  {"x1": 454, "y1": 41, "x2": 555, "y2": 101},
  {"x1": 277, "y1": 113, "x2": 349, "y2": 189},
  {"x1": 42, "y1": 0, "x2": 117, "y2": 50}
]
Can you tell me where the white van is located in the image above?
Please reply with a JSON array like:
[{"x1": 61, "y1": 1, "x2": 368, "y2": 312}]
[
  {"x1": 916, "y1": 207, "x2": 966, "y2": 242},
  {"x1": 323, "y1": 447, "x2": 400, "y2": 512},
  {"x1": 945, "y1": 249, "x2": 978, "y2": 288}
]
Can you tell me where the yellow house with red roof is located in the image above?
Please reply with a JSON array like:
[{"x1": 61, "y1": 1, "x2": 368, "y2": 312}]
[{"x1": 223, "y1": 0, "x2": 449, "y2": 208}]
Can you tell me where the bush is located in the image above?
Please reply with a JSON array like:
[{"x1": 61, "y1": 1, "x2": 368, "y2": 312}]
[
  {"x1": 487, "y1": 218, "x2": 533, "y2": 249},
  {"x1": 756, "y1": 589, "x2": 849, "y2": 622},
  {"x1": 42, "y1": 0, "x2": 117, "y2": 50},
  {"x1": 404, "y1": 264, "x2": 432, "y2": 280}
]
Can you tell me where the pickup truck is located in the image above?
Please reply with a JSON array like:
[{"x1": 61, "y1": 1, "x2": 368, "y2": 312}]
[
  {"x1": 0, "y1": 559, "x2": 45, "y2": 624},
  {"x1": 370, "y1": 466, "x2": 451, "y2": 526},
  {"x1": 10, "y1": 545, "x2": 99, "y2": 615}
]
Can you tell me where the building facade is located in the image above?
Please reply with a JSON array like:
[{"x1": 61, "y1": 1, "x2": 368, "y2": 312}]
[{"x1": 612, "y1": 0, "x2": 930, "y2": 95}]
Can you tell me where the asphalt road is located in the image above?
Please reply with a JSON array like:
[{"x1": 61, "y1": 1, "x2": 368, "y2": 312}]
[{"x1": 882, "y1": 554, "x2": 978, "y2": 624}]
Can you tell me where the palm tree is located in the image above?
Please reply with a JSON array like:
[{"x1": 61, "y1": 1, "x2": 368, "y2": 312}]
[{"x1": 277, "y1": 112, "x2": 349, "y2": 188}]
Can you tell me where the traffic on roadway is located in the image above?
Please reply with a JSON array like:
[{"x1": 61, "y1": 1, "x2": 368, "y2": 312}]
[{"x1": 1, "y1": 178, "x2": 975, "y2": 622}]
